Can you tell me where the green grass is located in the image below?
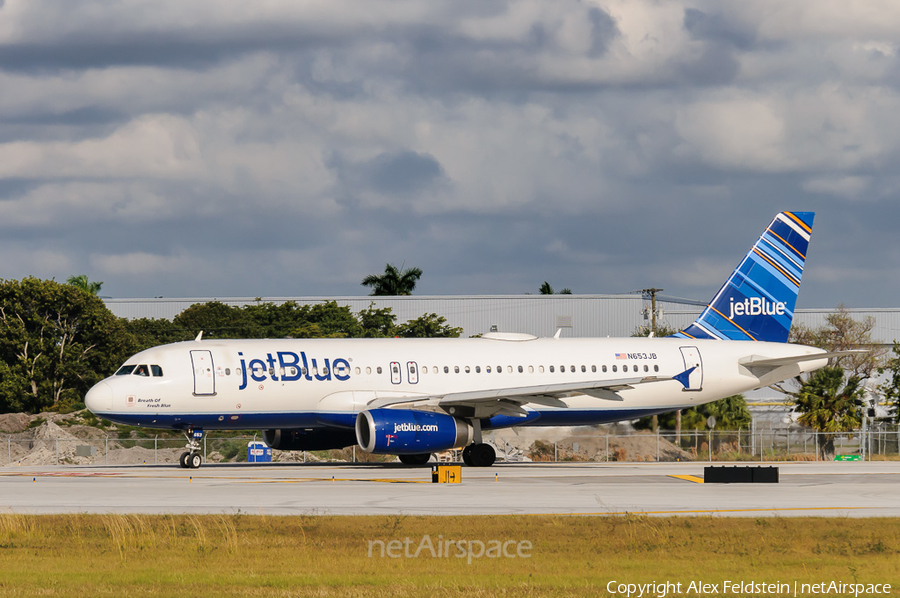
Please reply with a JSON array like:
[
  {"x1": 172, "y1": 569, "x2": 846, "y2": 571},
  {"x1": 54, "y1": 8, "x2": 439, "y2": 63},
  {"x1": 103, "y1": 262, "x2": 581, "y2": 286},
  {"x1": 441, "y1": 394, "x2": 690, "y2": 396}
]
[{"x1": 0, "y1": 515, "x2": 898, "y2": 597}]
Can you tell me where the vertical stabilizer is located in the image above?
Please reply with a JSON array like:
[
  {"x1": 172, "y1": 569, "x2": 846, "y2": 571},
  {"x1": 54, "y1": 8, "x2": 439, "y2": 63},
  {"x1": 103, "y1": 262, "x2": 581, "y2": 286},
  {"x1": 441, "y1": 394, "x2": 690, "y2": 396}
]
[{"x1": 673, "y1": 211, "x2": 814, "y2": 343}]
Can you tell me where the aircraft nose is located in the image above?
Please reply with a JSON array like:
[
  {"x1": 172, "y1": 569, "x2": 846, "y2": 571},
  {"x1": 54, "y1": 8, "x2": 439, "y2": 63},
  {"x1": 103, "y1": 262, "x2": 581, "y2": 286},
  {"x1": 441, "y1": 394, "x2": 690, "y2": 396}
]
[{"x1": 85, "y1": 382, "x2": 112, "y2": 413}]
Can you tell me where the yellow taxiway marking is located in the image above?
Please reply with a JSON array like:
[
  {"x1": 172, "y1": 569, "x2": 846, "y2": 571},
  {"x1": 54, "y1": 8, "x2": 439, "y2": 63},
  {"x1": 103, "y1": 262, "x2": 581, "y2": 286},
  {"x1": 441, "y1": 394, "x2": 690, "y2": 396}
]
[{"x1": 669, "y1": 474, "x2": 704, "y2": 483}]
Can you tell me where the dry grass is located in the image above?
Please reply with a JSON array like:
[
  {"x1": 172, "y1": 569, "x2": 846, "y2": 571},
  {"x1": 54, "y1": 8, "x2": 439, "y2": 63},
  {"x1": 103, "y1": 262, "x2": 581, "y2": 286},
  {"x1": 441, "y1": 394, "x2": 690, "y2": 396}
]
[{"x1": 0, "y1": 514, "x2": 898, "y2": 597}]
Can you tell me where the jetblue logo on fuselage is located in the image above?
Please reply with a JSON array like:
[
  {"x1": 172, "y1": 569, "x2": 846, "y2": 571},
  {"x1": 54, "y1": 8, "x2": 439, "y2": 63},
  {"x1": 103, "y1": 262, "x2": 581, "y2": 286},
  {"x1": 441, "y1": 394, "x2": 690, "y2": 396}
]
[
  {"x1": 727, "y1": 297, "x2": 786, "y2": 320},
  {"x1": 238, "y1": 351, "x2": 351, "y2": 390}
]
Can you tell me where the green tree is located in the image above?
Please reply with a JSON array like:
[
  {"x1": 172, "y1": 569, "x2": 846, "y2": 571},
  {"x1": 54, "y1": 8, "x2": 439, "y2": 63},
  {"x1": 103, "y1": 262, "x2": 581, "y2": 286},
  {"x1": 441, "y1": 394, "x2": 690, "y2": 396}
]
[
  {"x1": 790, "y1": 366, "x2": 864, "y2": 459},
  {"x1": 636, "y1": 395, "x2": 750, "y2": 431},
  {"x1": 361, "y1": 264, "x2": 423, "y2": 296},
  {"x1": 66, "y1": 274, "x2": 103, "y2": 295},
  {"x1": 877, "y1": 341, "x2": 900, "y2": 423},
  {"x1": 395, "y1": 313, "x2": 463, "y2": 338},
  {"x1": 789, "y1": 304, "x2": 882, "y2": 379},
  {"x1": 173, "y1": 301, "x2": 255, "y2": 338},
  {"x1": 539, "y1": 282, "x2": 572, "y2": 295},
  {"x1": 0, "y1": 277, "x2": 128, "y2": 413}
]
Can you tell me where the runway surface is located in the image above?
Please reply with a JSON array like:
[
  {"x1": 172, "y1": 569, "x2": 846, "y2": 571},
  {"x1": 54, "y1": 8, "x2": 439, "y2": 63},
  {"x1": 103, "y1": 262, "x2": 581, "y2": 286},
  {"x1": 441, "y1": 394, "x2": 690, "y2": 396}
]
[{"x1": 2, "y1": 461, "x2": 899, "y2": 517}]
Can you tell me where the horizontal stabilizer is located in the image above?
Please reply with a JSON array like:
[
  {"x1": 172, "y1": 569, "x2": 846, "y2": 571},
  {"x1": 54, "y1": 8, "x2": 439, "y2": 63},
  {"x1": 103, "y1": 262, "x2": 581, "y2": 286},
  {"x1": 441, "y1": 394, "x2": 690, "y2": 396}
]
[{"x1": 739, "y1": 350, "x2": 865, "y2": 369}]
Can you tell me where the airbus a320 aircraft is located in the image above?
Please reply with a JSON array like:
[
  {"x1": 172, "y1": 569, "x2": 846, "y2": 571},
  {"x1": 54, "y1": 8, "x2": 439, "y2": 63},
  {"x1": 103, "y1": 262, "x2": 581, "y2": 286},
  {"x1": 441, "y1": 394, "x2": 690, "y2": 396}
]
[{"x1": 86, "y1": 212, "x2": 837, "y2": 469}]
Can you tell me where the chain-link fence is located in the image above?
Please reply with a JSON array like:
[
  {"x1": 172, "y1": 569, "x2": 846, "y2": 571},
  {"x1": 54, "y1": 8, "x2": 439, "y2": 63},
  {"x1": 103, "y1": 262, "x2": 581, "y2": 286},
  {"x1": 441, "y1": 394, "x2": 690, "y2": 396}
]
[{"x1": 4, "y1": 426, "x2": 899, "y2": 466}]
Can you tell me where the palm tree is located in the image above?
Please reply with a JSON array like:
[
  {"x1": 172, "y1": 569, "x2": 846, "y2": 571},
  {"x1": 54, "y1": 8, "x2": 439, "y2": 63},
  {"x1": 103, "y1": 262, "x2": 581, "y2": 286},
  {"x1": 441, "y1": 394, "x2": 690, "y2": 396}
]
[
  {"x1": 66, "y1": 274, "x2": 103, "y2": 295},
  {"x1": 361, "y1": 264, "x2": 423, "y2": 296},
  {"x1": 791, "y1": 366, "x2": 865, "y2": 459}
]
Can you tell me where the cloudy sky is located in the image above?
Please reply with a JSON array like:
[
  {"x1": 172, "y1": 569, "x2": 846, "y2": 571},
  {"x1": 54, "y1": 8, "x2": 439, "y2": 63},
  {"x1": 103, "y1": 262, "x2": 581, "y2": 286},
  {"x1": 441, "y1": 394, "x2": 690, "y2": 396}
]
[{"x1": 1, "y1": 1, "x2": 899, "y2": 307}]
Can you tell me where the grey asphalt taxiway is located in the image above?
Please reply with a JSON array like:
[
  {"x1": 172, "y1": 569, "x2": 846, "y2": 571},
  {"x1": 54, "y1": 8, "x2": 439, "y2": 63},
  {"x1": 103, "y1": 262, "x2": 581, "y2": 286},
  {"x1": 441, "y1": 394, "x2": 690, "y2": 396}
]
[{"x1": 2, "y1": 461, "x2": 899, "y2": 517}]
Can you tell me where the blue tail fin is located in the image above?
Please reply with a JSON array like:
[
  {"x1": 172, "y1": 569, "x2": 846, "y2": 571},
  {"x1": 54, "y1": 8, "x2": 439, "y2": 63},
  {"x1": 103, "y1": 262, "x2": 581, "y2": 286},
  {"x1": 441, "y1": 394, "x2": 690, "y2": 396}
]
[{"x1": 673, "y1": 211, "x2": 814, "y2": 343}]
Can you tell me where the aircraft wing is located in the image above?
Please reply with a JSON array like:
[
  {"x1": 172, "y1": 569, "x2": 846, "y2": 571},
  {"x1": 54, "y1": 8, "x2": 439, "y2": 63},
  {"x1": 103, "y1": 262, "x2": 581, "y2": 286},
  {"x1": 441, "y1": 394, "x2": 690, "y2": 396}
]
[{"x1": 365, "y1": 375, "x2": 673, "y2": 419}]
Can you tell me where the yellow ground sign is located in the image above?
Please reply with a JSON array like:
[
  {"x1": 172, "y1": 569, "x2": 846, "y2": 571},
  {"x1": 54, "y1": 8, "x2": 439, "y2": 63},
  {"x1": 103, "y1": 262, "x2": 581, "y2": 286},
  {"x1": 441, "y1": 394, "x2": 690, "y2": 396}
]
[{"x1": 432, "y1": 465, "x2": 462, "y2": 483}]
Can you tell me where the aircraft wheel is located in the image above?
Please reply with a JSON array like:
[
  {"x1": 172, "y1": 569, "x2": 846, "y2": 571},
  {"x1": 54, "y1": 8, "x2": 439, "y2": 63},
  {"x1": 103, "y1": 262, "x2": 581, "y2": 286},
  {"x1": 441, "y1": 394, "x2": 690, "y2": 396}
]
[
  {"x1": 462, "y1": 445, "x2": 474, "y2": 466},
  {"x1": 399, "y1": 453, "x2": 431, "y2": 466},
  {"x1": 179, "y1": 451, "x2": 190, "y2": 468},
  {"x1": 471, "y1": 443, "x2": 496, "y2": 467},
  {"x1": 188, "y1": 452, "x2": 202, "y2": 469}
]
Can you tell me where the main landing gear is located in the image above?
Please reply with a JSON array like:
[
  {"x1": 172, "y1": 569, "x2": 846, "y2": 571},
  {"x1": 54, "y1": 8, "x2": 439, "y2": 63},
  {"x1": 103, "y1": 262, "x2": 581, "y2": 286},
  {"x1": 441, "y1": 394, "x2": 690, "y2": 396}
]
[
  {"x1": 462, "y1": 443, "x2": 496, "y2": 467},
  {"x1": 398, "y1": 453, "x2": 432, "y2": 466},
  {"x1": 461, "y1": 418, "x2": 496, "y2": 467},
  {"x1": 179, "y1": 428, "x2": 204, "y2": 469}
]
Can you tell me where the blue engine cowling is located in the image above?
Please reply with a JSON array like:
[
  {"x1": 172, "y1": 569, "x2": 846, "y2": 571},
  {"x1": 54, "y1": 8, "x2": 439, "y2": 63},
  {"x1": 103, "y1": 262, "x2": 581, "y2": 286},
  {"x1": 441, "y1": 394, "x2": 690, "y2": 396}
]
[{"x1": 355, "y1": 409, "x2": 473, "y2": 455}]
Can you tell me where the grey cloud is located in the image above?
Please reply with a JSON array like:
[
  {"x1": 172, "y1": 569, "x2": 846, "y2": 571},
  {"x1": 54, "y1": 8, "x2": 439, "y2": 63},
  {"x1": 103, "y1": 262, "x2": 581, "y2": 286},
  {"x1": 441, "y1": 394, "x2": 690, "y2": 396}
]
[
  {"x1": 329, "y1": 151, "x2": 447, "y2": 198},
  {"x1": 683, "y1": 8, "x2": 758, "y2": 51}
]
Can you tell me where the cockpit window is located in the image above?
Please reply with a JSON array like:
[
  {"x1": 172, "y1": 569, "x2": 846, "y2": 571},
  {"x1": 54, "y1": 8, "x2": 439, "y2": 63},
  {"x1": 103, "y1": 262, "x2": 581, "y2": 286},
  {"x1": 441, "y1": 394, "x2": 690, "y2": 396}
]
[
  {"x1": 116, "y1": 365, "x2": 136, "y2": 376},
  {"x1": 151, "y1": 365, "x2": 163, "y2": 377},
  {"x1": 134, "y1": 365, "x2": 150, "y2": 377}
]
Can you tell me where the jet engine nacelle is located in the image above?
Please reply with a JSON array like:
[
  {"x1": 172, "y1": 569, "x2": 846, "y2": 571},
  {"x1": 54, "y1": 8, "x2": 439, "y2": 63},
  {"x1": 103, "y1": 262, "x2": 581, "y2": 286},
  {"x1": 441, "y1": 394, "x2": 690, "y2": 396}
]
[
  {"x1": 355, "y1": 409, "x2": 473, "y2": 454},
  {"x1": 263, "y1": 427, "x2": 356, "y2": 451}
]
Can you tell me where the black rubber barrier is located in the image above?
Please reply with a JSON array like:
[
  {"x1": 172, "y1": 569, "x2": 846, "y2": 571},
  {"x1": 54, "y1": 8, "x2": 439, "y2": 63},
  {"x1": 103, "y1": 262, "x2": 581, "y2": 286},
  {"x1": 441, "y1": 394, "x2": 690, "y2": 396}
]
[{"x1": 704, "y1": 466, "x2": 779, "y2": 483}]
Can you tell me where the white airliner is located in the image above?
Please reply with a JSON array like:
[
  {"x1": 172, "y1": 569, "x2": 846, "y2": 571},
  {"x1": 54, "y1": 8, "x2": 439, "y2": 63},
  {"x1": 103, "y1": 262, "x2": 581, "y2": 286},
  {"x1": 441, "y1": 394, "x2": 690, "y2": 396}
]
[{"x1": 86, "y1": 212, "x2": 837, "y2": 469}]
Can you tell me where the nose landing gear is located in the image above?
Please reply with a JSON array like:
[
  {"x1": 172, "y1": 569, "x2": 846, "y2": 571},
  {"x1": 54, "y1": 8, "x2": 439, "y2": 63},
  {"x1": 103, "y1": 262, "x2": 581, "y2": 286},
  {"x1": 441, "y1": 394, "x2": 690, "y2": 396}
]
[{"x1": 179, "y1": 428, "x2": 204, "y2": 469}]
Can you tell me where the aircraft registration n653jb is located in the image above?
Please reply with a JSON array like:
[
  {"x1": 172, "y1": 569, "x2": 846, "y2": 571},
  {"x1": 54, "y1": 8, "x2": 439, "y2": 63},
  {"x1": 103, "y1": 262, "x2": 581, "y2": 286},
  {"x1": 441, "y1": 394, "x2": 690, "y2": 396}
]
[{"x1": 86, "y1": 212, "x2": 839, "y2": 469}]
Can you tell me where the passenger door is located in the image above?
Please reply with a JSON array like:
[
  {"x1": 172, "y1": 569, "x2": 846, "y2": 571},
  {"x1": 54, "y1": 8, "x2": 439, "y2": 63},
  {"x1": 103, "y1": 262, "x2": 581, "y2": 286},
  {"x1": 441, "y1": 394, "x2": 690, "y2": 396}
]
[{"x1": 191, "y1": 350, "x2": 216, "y2": 396}]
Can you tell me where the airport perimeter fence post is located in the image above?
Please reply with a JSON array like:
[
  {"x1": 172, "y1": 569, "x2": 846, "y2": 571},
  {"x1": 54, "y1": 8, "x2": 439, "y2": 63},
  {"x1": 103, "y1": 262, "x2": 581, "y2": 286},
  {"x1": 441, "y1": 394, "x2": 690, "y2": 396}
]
[
  {"x1": 606, "y1": 435, "x2": 609, "y2": 462},
  {"x1": 656, "y1": 431, "x2": 660, "y2": 462}
]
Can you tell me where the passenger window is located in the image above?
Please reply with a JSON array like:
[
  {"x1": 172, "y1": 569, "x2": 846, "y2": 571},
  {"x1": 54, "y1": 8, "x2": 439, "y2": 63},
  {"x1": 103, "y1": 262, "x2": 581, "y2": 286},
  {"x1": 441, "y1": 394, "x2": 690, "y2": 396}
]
[
  {"x1": 355, "y1": 367, "x2": 361, "y2": 375},
  {"x1": 654, "y1": 365, "x2": 659, "y2": 372},
  {"x1": 444, "y1": 366, "x2": 449, "y2": 373},
  {"x1": 377, "y1": 367, "x2": 382, "y2": 374},
  {"x1": 581, "y1": 365, "x2": 586, "y2": 373},
  {"x1": 539, "y1": 366, "x2": 545, "y2": 373},
  {"x1": 550, "y1": 365, "x2": 555, "y2": 373},
  {"x1": 528, "y1": 366, "x2": 534, "y2": 373},
  {"x1": 476, "y1": 366, "x2": 481, "y2": 373},
  {"x1": 454, "y1": 366, "x2": 460, "y2": 374},
  {"x1": 518, "y1": 365, "x2": 523, "y2": 373},
  {"x1": 225, "y1": 368, "x2": 230, "y2": 376},
  {"x1": 269, "y1": 368, "x2": 275, "y2": 376},
  {"x1": 591, "y1": 365, "x2": 596, "y2": 373},
  {"x1": 134, "y1": 365, "x2": 150, "y2": 377},
  {"x1": 560, "y1": 365, "x2": 565, "y2": 373},
  {"x1": 465, "y1": 366, "x2": 471, "y2": 373},
  {"x1": 570, "y1": 365, "x2": 575, "y2": 373},
  {"x1": 602, "y1": 365, "x2": 607, "y2": 373},
  {"x1": 612, "y1": 365, "x2": 617, "y2": 372},
  {"x1": 115, "y1": 365, "x2": 136, "y2": 376},
  {"x1": 151, "y1": 365, "x2": 164, "y2": 377},
  {"x1": 392, "y1": 365, "x2": 399, "y2": 374},
  {"x1": 301, "y1": 367, "x2": 308, "y2": 376},
  {"x1": 507, "y1": 366, "x2": 512, "y2": 373},
  {"x1": 644, "y1": 365, "x2": 649, "y2": 372},
  {"x1": 486, "y1": 366, "x2": 492, "y2": 373},
  {"x1": 366, "y1": 367, "x2": 372, "y2": 375},
  {"x1": 497, "y1": 366, "x2": 502, "y2": 373},
  {"x1": 433, "y1": 366, "x2": 438, "y2": 374}
]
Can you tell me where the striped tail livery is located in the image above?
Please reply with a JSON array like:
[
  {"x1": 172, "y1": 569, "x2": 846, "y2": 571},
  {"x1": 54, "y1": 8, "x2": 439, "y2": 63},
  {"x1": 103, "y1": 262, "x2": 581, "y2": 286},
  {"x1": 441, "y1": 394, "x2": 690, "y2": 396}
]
[{"x1": 673, "y1": 211, "x2": 814, "y2": 343}]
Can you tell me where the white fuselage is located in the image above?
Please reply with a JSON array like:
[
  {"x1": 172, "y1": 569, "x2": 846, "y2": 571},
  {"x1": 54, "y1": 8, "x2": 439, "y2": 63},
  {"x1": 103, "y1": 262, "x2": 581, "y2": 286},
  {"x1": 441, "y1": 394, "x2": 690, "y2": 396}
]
[{"x1": 85, "y1": 335, "x2": 826, "y2": 432}]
